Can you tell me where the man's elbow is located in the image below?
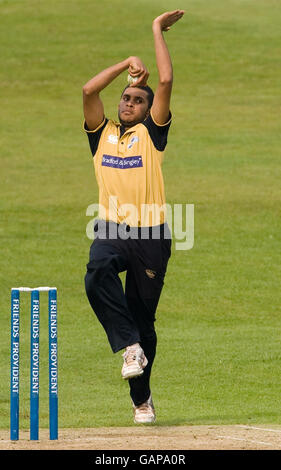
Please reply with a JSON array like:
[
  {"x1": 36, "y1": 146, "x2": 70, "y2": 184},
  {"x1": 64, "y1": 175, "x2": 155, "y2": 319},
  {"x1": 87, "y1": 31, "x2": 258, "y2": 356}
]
[
  {"x1": 158, "y1": 77, "x2": 173, "y2": 86},
  {"x1": 83, "y1": 85, "x2": 100, "y2": 98},
  {"x1": 83, "y1": 85, "x2": 91, "y2": 96}
]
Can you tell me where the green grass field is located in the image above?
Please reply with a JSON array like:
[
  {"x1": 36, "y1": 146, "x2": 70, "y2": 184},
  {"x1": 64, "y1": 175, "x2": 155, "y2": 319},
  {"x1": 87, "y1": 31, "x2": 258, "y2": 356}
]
[{"x1": 1, "y1": 0, "x2": 280, "y2": 432}]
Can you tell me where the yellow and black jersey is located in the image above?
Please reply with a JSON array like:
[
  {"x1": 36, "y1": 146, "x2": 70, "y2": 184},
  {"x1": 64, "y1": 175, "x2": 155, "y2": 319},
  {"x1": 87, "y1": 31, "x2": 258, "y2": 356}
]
[{"x1": 84, "y1": 112, "x2": 172, "y2": 227}]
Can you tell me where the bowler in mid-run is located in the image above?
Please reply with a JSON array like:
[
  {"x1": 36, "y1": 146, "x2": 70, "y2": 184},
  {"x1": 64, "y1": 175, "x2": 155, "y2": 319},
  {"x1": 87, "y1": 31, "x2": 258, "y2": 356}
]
[{"x1": 83, "y1": 10, "x2": 185, "y2": 423}]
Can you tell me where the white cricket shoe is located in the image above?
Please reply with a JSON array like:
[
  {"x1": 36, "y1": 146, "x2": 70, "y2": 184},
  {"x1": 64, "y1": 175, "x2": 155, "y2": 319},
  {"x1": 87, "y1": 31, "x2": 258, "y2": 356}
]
[
  {"x1": 121, "y1": 343, "x2": 148, "y2": 380},
  {"x1": 133, "y1": 394, "x2": 156, "y2": 424}
]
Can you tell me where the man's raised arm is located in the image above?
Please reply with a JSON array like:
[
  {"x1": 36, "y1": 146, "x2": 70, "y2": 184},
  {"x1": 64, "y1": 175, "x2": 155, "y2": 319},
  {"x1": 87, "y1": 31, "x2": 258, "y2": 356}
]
[
  {"x1": 83, "y1": 57, "x2": 149, "y2": 130},
  {"x1": 151, "y1": 10, "x2": 185, "y2": 125}
]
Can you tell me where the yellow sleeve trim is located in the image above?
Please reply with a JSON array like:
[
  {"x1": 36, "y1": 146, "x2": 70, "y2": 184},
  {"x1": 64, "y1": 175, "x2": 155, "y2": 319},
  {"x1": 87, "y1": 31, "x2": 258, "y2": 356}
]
[
  {"x1": 83, "y1": 117, "x2": 106, "y2": 133},
  {"x1": 150, "y1": 110, "x2": 172, "y2": 127}
]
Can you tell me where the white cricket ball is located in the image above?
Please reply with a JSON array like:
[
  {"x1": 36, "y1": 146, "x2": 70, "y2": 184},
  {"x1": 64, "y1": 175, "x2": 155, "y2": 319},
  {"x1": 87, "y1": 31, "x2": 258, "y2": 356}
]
[{"x1": 127, "y1": 74, "x2": 138, "y2": 85}]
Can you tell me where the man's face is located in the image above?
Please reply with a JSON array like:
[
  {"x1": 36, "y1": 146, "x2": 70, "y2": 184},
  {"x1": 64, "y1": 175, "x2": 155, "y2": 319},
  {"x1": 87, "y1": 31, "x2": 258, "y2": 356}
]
[{"x1": 118, "y1": 87, "x2": 150, "y2": 128}]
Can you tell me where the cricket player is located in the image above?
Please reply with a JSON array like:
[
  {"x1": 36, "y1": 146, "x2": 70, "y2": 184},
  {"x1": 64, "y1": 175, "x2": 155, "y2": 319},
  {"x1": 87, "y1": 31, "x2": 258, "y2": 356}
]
[{"x1": 83, "y1": 10, "x2": 184, "y2": 423}]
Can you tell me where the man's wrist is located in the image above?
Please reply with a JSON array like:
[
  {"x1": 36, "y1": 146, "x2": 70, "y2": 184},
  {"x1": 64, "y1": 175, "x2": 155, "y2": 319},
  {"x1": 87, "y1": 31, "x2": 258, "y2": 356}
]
[
  {"x1": 152, "y1": 20, "x2": 162, "y2": 33},
  {"x1": 122, "y1": 57, "x2": 131, "y2": 69}
]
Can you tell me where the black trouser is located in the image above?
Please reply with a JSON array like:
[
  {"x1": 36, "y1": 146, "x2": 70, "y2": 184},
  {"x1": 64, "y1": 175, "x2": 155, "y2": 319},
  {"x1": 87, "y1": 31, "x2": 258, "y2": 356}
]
[{"x1": 84, "y1": 220, "x2": 171, "y2": 406}]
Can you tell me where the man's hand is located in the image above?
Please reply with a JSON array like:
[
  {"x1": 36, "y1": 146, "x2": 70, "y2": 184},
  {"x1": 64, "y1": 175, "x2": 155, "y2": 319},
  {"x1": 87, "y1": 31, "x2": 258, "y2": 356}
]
[
  {"x1": 153, "y1": 9, "x2": 185, "y2": 32},
  {"x1": 128, "y1": 56, "x2": 149, "y2": 87}
]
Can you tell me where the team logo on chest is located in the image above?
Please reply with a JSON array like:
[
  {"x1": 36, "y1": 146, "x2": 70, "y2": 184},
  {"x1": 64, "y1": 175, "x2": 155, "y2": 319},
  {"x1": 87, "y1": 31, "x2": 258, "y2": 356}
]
[
  {"x1": 128, "y1": 136, "x2": 139, "y2": 149},
  {"x1": 107, "y1": 134, "x2": 118, "y2": 145}
]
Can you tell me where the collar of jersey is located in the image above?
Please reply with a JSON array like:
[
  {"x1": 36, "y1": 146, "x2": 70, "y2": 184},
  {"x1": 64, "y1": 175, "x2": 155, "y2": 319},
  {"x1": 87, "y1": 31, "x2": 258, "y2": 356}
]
[{"x1": 113, "y1": 120, "x2": 141, "y2": 136}]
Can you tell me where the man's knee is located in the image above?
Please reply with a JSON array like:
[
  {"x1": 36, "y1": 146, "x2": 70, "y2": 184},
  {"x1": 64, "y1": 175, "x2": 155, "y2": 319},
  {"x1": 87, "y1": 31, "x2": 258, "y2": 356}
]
[
  {"x1": 84, "y1": 258, "x2": 104, "y2": 297},
  {"x1": 85, "y1": 254, "x2": 125, "y2": 298}
]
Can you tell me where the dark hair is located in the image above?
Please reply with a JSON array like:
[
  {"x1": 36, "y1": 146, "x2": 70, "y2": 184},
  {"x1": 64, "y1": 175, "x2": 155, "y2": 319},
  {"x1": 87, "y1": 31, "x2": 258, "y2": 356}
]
[{"x1": 121, "y1": 85, "x2": 154, "y2": 109}]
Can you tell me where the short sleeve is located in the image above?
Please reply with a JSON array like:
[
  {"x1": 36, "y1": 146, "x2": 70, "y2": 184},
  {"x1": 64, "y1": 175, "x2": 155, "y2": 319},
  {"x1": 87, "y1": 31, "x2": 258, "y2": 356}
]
[
  {"x1": 83, "y1": 118, "x2": 108, "y2": 156},
  {"x1": 142, "y1": 111, "x2": 172, "y2": 151}
]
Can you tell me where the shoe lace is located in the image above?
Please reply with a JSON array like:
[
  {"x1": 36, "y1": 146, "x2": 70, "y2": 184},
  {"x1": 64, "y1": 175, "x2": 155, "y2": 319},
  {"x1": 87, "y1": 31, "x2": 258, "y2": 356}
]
[
  {"x1": 136, "y1": 401, "x2": 154, "y2": 414},
  {"x1": 138, "y1": 403, "x2": 149, "y2": 412},
  {"x1": 124, "y1": 346, "x2": 139, "y2": 365}
]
